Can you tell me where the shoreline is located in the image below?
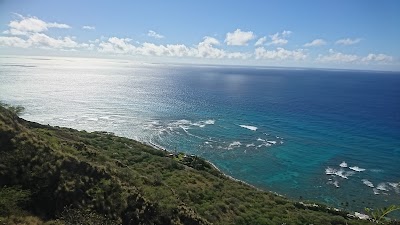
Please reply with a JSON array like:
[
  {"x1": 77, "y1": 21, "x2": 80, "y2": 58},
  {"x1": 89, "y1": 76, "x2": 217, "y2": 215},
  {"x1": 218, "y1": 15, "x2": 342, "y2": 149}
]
[{"x1": 145, "y1": 140, "x2": 372, "y2": 220}]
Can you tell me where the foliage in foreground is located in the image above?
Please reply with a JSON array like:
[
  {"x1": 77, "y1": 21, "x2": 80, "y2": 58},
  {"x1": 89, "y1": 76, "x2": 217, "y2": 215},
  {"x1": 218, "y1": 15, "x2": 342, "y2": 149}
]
[
  {"x1": 365, "y1": 205, "x2": 400, "y2": 224},
  {"x1": 0, "y1": 105, "x2": 390, "y2": 224}
]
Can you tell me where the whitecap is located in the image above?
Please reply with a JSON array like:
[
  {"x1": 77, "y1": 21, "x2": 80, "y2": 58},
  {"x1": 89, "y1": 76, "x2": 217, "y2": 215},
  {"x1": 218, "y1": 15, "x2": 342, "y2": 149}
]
[
  {"x1": 333, "y1": 181, "x2": 340, "y2": 188},
  {"x1": 325, "y1": 167, "x2": 336, "y2": 175},
  {"x1": 228, "y1": 141, "x2": 242, "y2": 149},
  {"x1": 267, "y1": 140, "x2": 277, "y2": 145},
  {"x1": 257, "y1": 143, "x2": 272, "y2": 148},
  {"x1": 339, "y1": 161, "x2": 348, "y2": 168},
  {"x1": 361, "y1": 179, "x2": 374, "y2": 188},
  {"x1": 388, "y1": 183, "x2": 400, "y2": 194},
  {"x1": 193, "y1": 119, "x2": 215, "y2": 127},
  {"x1": 239, "y1": 125, "x2": 258, "y2": 131},
  {"x1": 349, "y1": 166, "x2": 366, "y2": 172},
  {"x1": 204, "y1": 119, "x2": 215, "y2": 125},
  {"x1": 246, "y1": 143, "x2": 255, "y2": 147},
  {"x1": 327, "y1": 180, "x2": 340, "y2": 188},
  {"x1": 376, "y1": 183, "x2": 389, "y2": 191},
  {"x1": 257, "y1": 138, "x2": 265, "y2": 142},
  {"x1": 373, "y1": 188, "x2": 380, "y2": 195},
  {"x1": 325, "y1": 167, "x2": 353, "y2": 179}
]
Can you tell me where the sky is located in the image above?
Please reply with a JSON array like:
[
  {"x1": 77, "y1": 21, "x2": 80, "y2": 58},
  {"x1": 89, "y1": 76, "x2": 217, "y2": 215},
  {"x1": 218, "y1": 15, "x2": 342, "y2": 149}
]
[{"x1": 0, "y1": 0, "x2": 399, "y2": 71}]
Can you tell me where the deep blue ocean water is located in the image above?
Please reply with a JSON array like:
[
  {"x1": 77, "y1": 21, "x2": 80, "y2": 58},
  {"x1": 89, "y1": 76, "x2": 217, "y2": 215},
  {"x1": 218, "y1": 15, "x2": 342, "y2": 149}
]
[{"x1": 1, "y1": 57, "x2": 399, "y2": 213}]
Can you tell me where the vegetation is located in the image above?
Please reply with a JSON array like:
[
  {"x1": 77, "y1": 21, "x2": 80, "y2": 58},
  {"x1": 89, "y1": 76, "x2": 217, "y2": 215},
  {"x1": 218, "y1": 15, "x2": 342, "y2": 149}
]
[
  {"x1": 0, "y1": 105, "x2": 396, "y2": 224},
  {"x1": 365, "y1": 205, "x2": 400, "y2": 224}
]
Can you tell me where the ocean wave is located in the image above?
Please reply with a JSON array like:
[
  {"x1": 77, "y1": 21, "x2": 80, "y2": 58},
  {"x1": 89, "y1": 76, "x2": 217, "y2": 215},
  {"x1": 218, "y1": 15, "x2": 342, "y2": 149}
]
[
  {"x1": 193, "y1": 119, "x2": 215, "y2": 127},
  {"x1": 388, "y1": 182, "x2": 400, "y2": 194},
  {"x1": 246, "y1": 143, "x2": 255, "y2": 147},
  {"x1": 325, "y1": 167, "x2": 354, "y2": 179},
  {"x1": 239, "y1": 125, "x2": 257, "y2": 131},
  {"x1": 361, "y1": 179, "x2": 374, "y2": 188},
  {"x1": 257, "y1": 143, "x2": 272, "y2": 148},
  {"x1": 327, "y1": 180, "x2": 340, "y2": 188},
  {"x1": 257, "y1": 138, "x2": 265, "y2": 142},
  {"x1": 168, "y1": 119, "x2": 215, "y2": 129},
  {"x1": 376, "y1": 183, "x2": 389, "y2": 191},
  {"x1": 349, "y1": 166, "x2": 366, "y2": 172},
  {"x1": 339, "y1": 161, "x2": 348, "y2": 168},
  {"x1": 228, "y1": 141, "x2": 242, "y2": 150},
  {"x1": 373, "y1": 188, "x2": 380, "y2": 195}
]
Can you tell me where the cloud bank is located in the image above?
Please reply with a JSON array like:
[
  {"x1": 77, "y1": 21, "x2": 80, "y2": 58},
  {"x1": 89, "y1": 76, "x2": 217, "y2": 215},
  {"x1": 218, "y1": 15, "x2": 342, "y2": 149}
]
[{"x1": 0, "y1": 14, "x2": 396, "y2": 68}]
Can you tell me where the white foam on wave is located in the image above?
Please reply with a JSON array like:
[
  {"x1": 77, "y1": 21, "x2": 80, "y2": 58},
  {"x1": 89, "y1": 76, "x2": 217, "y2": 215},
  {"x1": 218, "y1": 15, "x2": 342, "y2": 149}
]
[
  {"x1": 257, "y1": 138, "x2": 265, "y2": 142},
  {"x1": 246, "y1": 143, "x2": 255, "y2": 147},
  {"x1": 228, "y1": 141, "x2": 242, "y2": 149},
  {"x1": 339, "y1": 161, "x2": 348, "y2": 168},
  {"x1": 267, "y1": 140, "x2": 277, "y2": 145},
  {"x1": 388, "y1": 183, "x2": 400, "y2": 194},
  {"x1": 377, "y1": 183, "x2": 389, "y2": 191},
  {"x1": 257, "y1": 143, "x2": 272, "y2": 148},
  {"x1": 333, "y1": 181, "x2": 340, "y2": 188},
  {"x1": 349, "y1": 166, "x2": 366, "y2": 172},
  {"x1": 239, "y1": 125, "x2": 258, "y2": 131},
  {"x1": 325, "y1": 167, "x2": 354, "y2": 179},
  {"x1": 327, "y1": 180, "x2": 340, "y2": 188},
  {"x1": 169, "y1": 119, "x2": 215, "y2": 129},
  {"x1": 361, "y1": 179, "x2": 374, "y2": 188},
  {"x1": 204, "y1": 119, "x2": 215, "y2": 125},
  {"x1": 373, "y1": 188, "x2": 380, "y2": 195},
  {"x1": 193, "y1": 119, "x2": 215, "y2": 127}
]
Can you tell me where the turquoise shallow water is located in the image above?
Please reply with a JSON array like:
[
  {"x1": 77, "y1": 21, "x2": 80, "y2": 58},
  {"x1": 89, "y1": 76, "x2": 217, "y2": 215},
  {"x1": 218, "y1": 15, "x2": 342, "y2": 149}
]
[{"x1": 1, "y1": 57, "x2": 399, "y2": 213}]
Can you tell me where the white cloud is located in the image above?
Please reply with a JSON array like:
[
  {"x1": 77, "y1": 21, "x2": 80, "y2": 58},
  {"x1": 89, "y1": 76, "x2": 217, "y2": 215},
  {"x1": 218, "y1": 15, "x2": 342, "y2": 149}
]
[
  {"x1": 255, "y1": 36, "x2": 267, "y2": 46},
  {"x1": 82, "y1": 25, "x2": 95, "y2": 30},
  {"x1": 0, "y1": 32, "x2": 91, "y2": 50},
  {"x1": 4, "y1": 14, "x2": 70, "y2": 36},
  {"x1": 225, "y1": 29, "x2": 255, "y2": 46},
  {"x1": 197, "y1": 36, "x2": 226, "y2": 58},
  {"x1": 267, "y1": 30, "x2": 292, "y2": 46},
  {"x1": 147, "y1": 30, "x2": 164, "y2": 39},
  {"x1": 362, "y1": 53, "x2": 393, "y2": 63},
  {"x1": 98, "y1": 37, "x2": 136, "y2": 54},
  {"x1": 255, "y1": 47, "x2": 307, "y2": 60},
  {"x1": 304, "y1": 39, "x2": 326, "y2": 47},
  {"x1": 0, "y1": 36, "x2": 30, "y2": 48},
  {"x1": 317, "y1": 49, "x2": 359, "y2": 63},
  {"x1": 317, "y1": 49, "x2": 394, "y2": 65},
  {"x1": 335, "y1": 38, "x2": 361, "y2": 45},
  {"x1": 28, "y1": 33, "x2": 83, "y2": 49}
]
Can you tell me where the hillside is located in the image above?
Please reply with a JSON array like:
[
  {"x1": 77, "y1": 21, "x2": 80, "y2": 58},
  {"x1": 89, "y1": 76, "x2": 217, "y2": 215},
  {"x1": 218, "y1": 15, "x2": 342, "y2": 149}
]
[{"x1": 0, "y1": 105, "x2": 375, "y2": 225}]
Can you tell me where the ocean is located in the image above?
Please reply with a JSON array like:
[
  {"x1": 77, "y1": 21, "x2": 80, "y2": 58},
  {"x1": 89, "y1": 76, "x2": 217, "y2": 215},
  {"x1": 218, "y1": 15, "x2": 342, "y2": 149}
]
[{"x1": 1, "y1": 56, "x2": 399, "y2": 213}]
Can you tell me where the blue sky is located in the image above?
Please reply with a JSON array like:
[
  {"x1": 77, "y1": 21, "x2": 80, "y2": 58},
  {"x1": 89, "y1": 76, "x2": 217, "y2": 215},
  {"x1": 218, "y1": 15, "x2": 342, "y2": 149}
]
[{"x1": 0, "y1": 0, "x2": 399, "y2": 70}]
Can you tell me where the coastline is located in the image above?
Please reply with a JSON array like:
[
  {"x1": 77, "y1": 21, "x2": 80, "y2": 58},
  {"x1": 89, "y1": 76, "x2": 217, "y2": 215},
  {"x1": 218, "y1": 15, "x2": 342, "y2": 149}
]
[
  {"x1": 145, "y1": 140, "x2": 372, "y2": 220},
  {"x1": 0, "y1": 103, "x2": 375, "y2": 223}
]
